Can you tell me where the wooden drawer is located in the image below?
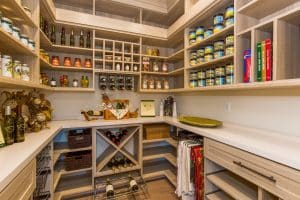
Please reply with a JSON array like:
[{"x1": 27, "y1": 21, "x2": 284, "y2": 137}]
[
  {"x1": 0, "y1": 159, "x2": 36, "y2": 200},
  {"x1": 204, "y1": 138, "x2": 300, "y2": 200}
]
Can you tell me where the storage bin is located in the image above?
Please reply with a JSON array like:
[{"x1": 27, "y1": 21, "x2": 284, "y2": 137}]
[
  {"x1": 143, "y1": 124, "x2": 170, "y2": 140},
  {"x1": 65, "y1": 150, "x2": 92, "y2": 171},
  {"x1": 68, "y1": 129, "x2": 92, "y2": 149}
]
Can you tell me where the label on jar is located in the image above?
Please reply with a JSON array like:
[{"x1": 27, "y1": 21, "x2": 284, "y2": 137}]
[{"x1": 2, "y1": 56, "x2": 12, "y2": 78}]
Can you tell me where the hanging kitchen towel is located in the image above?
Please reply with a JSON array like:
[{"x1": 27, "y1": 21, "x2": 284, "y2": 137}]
[{"x1": 191, "y1": 146, "x2": 204, "y2": 200}]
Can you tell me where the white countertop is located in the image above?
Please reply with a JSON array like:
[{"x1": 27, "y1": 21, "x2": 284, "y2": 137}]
[{"x1": 1, "y1": 116, "x2": 300, "y2": 192}]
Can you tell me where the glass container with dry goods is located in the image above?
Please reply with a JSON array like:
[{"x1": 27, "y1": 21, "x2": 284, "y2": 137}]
[
  {"x1": 124, "y1": 63, "x2": 131, "y2": 71},
  {"x1": 225, "y1": 35, "x2": 234, "y2": 46},
  {"x1": 226, "y1": 74, "x2": 234, "y2": 84},
  {"x1": 41, "y1": 73, "x2": 49, "y2": 85},
  {"x1": 149, "y1": 79, "x2": 155, "y2": 89},
  {"x1": 204, "y1": 29, "x2": 213, "y2": 38},
  {"x1": 215, "y1": 66, "x2": 225, "y2": 77},
  {"x1": 153, "y1": 62, "x2": 159, "y2": 72},
  {"x1": 74, "y1": 58, "x2": 82, "y2": 67},
  {"x1": 115, "y1": 63, "x2": 121, "y2": 71},
  {"x1": 13, "y1": 60, "x2": 22, "y2": 79},
  {"x1": 163, "y1": 80, "x2": 169, "y2": 89},
  {"x1": 214, "y1": 14, "x2": 224, "y2": 25},
  {"x1": 225, "y1": 64, "x2": 234, "y2": 75},
  {"x1": 162, "y1": 62, "x2": 168, "y2": 72},
  {"x1": 133, "y1": 64, "x2": 139, "y2": 72},
  {"x1": 225, "y1": 5, "x2": 234, "y2": 19},
  {"x1": 28, "y1": 40, "x2": 35, "y2": 51},
  {"x1": 81, "y1": 76, "x2": 89, "y2": 88},
  {"x1": 225, "y1": 45, "x2": 234, "y2": 56},
  {"x1": 63, "y1": 57, "x2": 72, "y2": 67},
  {"x1": 21, "y1": 64, "x2": 30, "y2": 81},
  {"x1": 190, "y1": 79, "x2": 197, "y2": 88},
  {"x1": 215, "y1": 76, "x2": 225, "y2": 86},
  {"x1": 2, "y1": 55, "x2": 12, "y2": 78},
  {"x1": 142, "y1": 78, "x2": 148, "y2": 89},
  {"x1": 213, "y1": 23, "x2": 224, "y2": 34},
  {"x1": 1, "y1": 17, "x2": 13, "y2": 34},
  {"x1": 60, "y1": 75, "x2": 69, "y2": 87},
  {"x1": 156, "y1": 80, "x2": 162, "y2": 89}
]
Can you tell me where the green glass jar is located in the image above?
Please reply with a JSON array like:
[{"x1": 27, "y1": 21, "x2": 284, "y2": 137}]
[{"x1": 81, "y1": 76, "x2": 89, "y2": 88}]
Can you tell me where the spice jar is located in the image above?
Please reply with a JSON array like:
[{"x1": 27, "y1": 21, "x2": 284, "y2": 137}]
[
  {"x1": 13, "y1": 60, "x2": 22, "y2": 79},
  {"x1": 190, "y1": 71, "x2": 198, "y2": 80},
  {"x1": 21, "y1": 64, "x2": 30, "y2": 81},
  {"x1": 12, "y1": 26, "x2": 21, "y2": 40},
  {"x1": 81, "y1": 76, "x2": 89, "y2": 88},
  {"x1": 84, "y1": 58, "x2": 92, "y2": 68},
  {"x1": 225, "y1": 5, "x2": 234, "y2": 19},
  {"x1": 50, "y1": 78, "x2": 57, "y2": 87},
  {"x1": 162, "y1": 62, "x2": 168, "y2": 72},
  {"x1": 225, "y1": 64, "x2": 234, "y2": 75},
  {"x1": 63, "y1": 57, "x2": 72, "y2": 67},
  {"x1": 156, "y1": 80, "x2": 162, "y2": 89},
  {"x1": 163, "y1": 80, "x2": 169, "y2": 89},
  {"x1": 74, "y1": 58, "x2": 82, "y2": 67},
  {"x1": 51, "y1": 56, "x2": 60, "y2": 66},
  {"x1": 1, "y1": 17, "x2": 13, "y2": 34},
  {"x1": 125, "y1": 63, "x2": 130, "y2": 71},
  {"x1": 20, "y1": 34, "x2": 29, "y2": 46},
  {"x1": 1, "y1": 55, "x2": 12, "y2": 78},
  {"x1": 206, "y1": 78, "x2": 215, "y2": 86},
  {"x1": 204, "y1": 54, "x2": 213, "y2": 62},
  {"x1": 215, "y1": 66, "x2": 225, "y2": 77},
  {"x1": 225, "y1": 17, "x2": 234, "y2": 27},
  {"x1": 149, "y1": 79, "x2": 155, "y2": 89},
  {"x1": 142, "y1": 78, "x2": 148, "y2": 89},
  {"x1": 60, "y1": 75, "x2": 69, "y2": 87},
  {"x1": 72, "y1": 79, "x2": 79, "y2": 87},
  {"x1": 133, "y1": 64, "x2": 139, "y2": 71},
  {"x1": 153, "y1": 62, "x2": 159, "y2": 72},
  {"x1": 115, "y1": 63, "x2": 121, "y2": 71},
  {"x1": 189, "y1": 30, "x2": 196, "y2": 40},
  {"x1": 215, "y1": 76, "x2": 225, "y2": 85},
  {"x1": 28, "y1": 39, "x2": 35, "y2": 51},
  {"x1": 214, "y1": 40, "x2": 225, "y2": 51},
  {"x1": 214, "y1": 50, "x2": 225, "y2": 59},
  {"x1": 226, "y1": 74, "x2": 234, "y2": 84}
]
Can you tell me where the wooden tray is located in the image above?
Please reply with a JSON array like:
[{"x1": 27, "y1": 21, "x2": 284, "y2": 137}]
[{"x1": 179, "y1": 116, "x2": 222, "y2": 128}]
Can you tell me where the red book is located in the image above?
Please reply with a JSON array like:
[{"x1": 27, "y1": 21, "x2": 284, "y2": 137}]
[{"x1": 265, "y1": 39, "x2": 272, "y2": 81}]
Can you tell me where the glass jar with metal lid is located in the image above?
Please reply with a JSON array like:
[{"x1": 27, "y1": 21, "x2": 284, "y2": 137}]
[
  {"x1": 197, "y1": 48, "x2": 205, "y2": 57},
  {"x1": 196, "y1": 57, "x2": 204, "y2": 63},
  {"x1": 20, "y1": 34, "x2": 29, "y2": 46},
  {"x1": 190, "y1": 51, "x2": 197, "y2": 59},
  {"x1": 190, "y1": 79, "x2": 198, "y2": 88},
  {"x1": 21, "y1": 64, "x2": 30, "y2": 81},
  {"x1": 214, "y1": 50, "x2": 225, "y2": 59},
  {"x1": 206, "y1": 69, "x2": 215, "y2": 78},
  {"x1": 225, "y1": 64, "x2": 234, "y2": 75},
  {"x1": 189, "y1": 30, "x2": 196, "y2": 40},
  {"x1": 13, "y1": 60, "x2": 22, "y2": 79},
  {"x1": 1, "y1": 17, "x2": 13, "y2": 34},
  {"x1": 225, "y1": 34, "x2": 234, "y2": 46},
  {"x1": 197, "y1": 71, "x2": 206, "y2": 79},
  {"x1": 225, "y1": 45, "x2": 234, "y2": 56},
  {"x1": 213, "y1": 14, "x2": 224, "y2": 25},
  {"x1": 28, "y1": 39, "x2": 35, "y2": 51},
  {"x1": 204, "y1": 29, "x2": 213, "y2": 38},
  {"x1": 224, "y1": 5, "x2": 234, "y2": 19},
  {"x1": 215, "y1": 76, "x2": 225, "y2": 86},
  {"x1": 0, "y1": 11, "x2": 2, "y2": 24},
  {"x1": 215, "y1": 66, "x2": 225, "y2": 77},
  {"x1": 190, "y1": 71, "x2": 198, "y2": 80},
  {"x1": 204, "y1": 54, "x2": 213, "y2": 62},
  {"x1": 156, "y1": 80, "x2": 162, "y2": 89},
  {"x1": 12, "y1": 26, "x2": 21, "y2": 40},
  {"x1": 225, "y1": 17, "x2": 234, "y2": 27},
  {"x1": 214, "y1": 40, "x2": 225, "y2": 51},
  {"x1": 206, "y1": 78, "x2": 215, "y2": 86},
  {"x1": 213, "y1": 23, "x2": 224, "y2": 34},
  {"x1": 196, "y1": 26, "x2": 205, "y2": 36},
  {"x1": 198, "y1": 79, "x2": 206, "y2": 87},
  {"x1": 163, "y1": 80, "x2": 169, "y2": 89},
  {"x1": 2, "y1": 55, "x2": 12, "y2": 77},
  {"x1": 226, "y1": 74, "x2": 234, "y2": 84},
  {"x1": 204, "y1": 45, "x2": 214, "y2": 54}
]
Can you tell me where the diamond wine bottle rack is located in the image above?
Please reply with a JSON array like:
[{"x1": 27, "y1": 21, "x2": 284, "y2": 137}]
[{"x1": 93, "y1": 125, "x2": 142, "y2": 178}]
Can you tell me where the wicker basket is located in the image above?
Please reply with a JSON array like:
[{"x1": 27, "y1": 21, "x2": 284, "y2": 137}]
[
  {"x1": 65, "y1": 150, "x2": 92, "y2": 171},
  {"x1": 68, "y1": 129, "x2": 92, "y2": 149}
]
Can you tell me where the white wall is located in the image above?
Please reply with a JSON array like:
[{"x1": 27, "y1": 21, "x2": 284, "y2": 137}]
[{"x1": 175, "y1": 95, "x2": 300, "y2": 137}]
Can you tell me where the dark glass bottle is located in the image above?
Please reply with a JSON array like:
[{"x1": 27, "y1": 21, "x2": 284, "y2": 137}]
[
  {"x1": 70, "y1": 29, "x2": 75, "y2": 46},
  {"x1": 129, "y1": 175, "x2": 139, "y2": 191},
  {"x1": 44, "y1": 20, "x2": 49, "y2": 38},
  {"x1": 106, "y1": 179, "x2": 114, "y2": 198},
  {"x1": 50, "y1": 25, "x2": 56, "y2": 44},
  {"x1": 2, "y1": 106, "x2": 14, "y2": 145},
  {"x1": 79, "y1": 30, "x2": 84, "y2": 48},
  {"x1": 0, "y1": 120, "x2": 6, "y2": 148},
  {"x1": 61, "y1": 27, "x2": 66, "y2": 45},
  {"x1": 15, "y1": 105, "x2": 25, "y2": 143},
  {"x1": 86, "y1": 31, "x2": 91, "y2": 48}
]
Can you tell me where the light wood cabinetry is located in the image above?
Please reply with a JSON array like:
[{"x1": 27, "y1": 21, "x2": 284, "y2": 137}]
[{"x1": 0, "y1": 159, "x2": 36, "y2": 200}]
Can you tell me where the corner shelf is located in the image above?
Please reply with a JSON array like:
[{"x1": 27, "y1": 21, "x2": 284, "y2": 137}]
[
  {"x1": 187, "y1": 55, "x2": 234, "y2": 70},
  {"x1": 95, "y1": 69, "x2": 140, "y2": 75},
  {"x1": 40, "y1": 58, "x2": 93, "y2": 72}
]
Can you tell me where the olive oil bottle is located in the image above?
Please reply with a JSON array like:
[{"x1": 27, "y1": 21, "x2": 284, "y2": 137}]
[
  {"x1": 2, "y1": 106, "x2": 14, "y2": 145},
  {"x1": 61, "y1": 27, "x2": 66, "y2": 45},
  {"x1": 79, "y1": 30, "x2": 84, "y2": 48},
  {"x1": 50, "y1": 24, "x2": 56, "y2": 44},
  {"x1": 86, "y1": 31, "x2": 91, "y2": 48},
  {"x1": 14, "y1": 105, "x2": 25, "y2": 143},
  {"x1": 70, "y1": 29, "x2": 75, "y2": 46},
  {"x1": 0, "y1": 124, "x2": 6, "y2": 148}
]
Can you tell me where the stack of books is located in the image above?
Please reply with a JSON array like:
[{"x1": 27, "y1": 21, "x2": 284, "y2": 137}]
[{"x1": 256, "y1": 39, "x2": 272, "y2": 81}]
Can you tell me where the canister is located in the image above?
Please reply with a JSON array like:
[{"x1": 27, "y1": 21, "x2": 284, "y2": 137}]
[
  {"x1": 213, "y1": 23, "x2": 224, "y2": 34},
  {"x1": 196, "y1": 34, "x2": 204, "y2": 43},
  {"x1": 215, "y1": 66, "x2": 225, "y2": 77},
  {"x1": 12, "y1": 26, "x2": 21, "y2": 40},
  {"x1": 204, "y1": 45, "x2": 214, "y2": 54},
  {"x1": 20, "y1": 34, "x2": 29, "y2": 46},
  {"x1": 204, "y1": 53, "x2": 213, "y2": 62},
  {"x1": 1, "y1": 55, "x2": 12, "y2": 77},
  {"x1": 225, "y1": 5, "x2": 234, "y2": 19},
  {"x1": 190, "y1": 58, "x2": 197, "y2": 65},
  {"x1": 215, "y1": 76, "x2": 225, "y2": 85},
  {"x1": 225, "y1": 17, "x2": 234, "y2": 27},
  {"x1": 214, "y1": 50, "x2": 225, "y2": 59},
  {"x1": 198, "y1": 79, "x2": 206, "y2": 87},
  {"x1": 225, "y1": 34, "x2": 234, "y2": 46},
  {"x1": 204, "y1": 29, "x2": 213, "y2": 38},
  {"x1": 206, "y1": 69, "x2": 215, "y2": 78},
  {"x1": 197, "y1": 48, "x2": 205, "y2": 57},
  {"x1": 213, "y1": 14, "x2": 224, "y2": 25},
  {"x1": 197, "y1": 71, "x2": 206, "y2": 79},
  {"x1": 190, "y1": 79, "x2": 198, "y2": 88},
  {"x1": 189, "y1": 30, "x2": 196, "y2": 40},
  {"x1": 225, "y1": 64, "x2": 234, "y2": 75},
  {"x1": 1, "y1": 17, "x2": 13, "y2": 34},
  {"x1": 190, "y1": 51, "x2": 197, "y2": 59},
  {"x1": 13, "y1": 60, "x2": 22, "y2": 79},
  {"x1": 190, "y1": 71, "x2": 198, "y2": 80},
  {"x1": 156, "y1": 80, "x2": 162, "y2": 89},
  {"x1": 226, "y1": 74, "x2": 234, "y2": 84},
  {"x1": 196, "y1": 26, "x2": 205, "y2": 36},
  {"x1": 225, "y1": 45, "x2": 234, "y2": 56},
  {"x1": 206, "y1": 78, "x2": 215, "y2": 86},
  {"x1": 189, "y1": 38, "x2": 196, "y2": 45},
  {"x1": 214, "y1": 40, "x2": 225, "y2": 51}
]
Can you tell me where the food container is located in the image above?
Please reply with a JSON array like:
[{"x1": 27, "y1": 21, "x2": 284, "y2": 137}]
[
  {"x1": 197, "y1": 71, "x2": 206, "y2": 79},
  {"x1": 190, "y1": 71, "x2": 198, "y2": 80},
  {"x1": 12, "y1": 26, "x2": 21, "y2": 40},
  {"x1": 214, "y1": 50, "x2": 225, "y2": 59},
  {"x1": 197, "y1": 48, "x2": 205, "y2": 57},
  {"x1": 204, "y1": 45, "x2": 214, "y2": 54},
  {"x1": 72, "y1": 79, "x2": 79, "y2": 87},
  {"x1": 190, "y1": 58, "x2": 197, "y2": 65},
  {"x1": 60, "y1": 75, "x2": 69, "y2": 87},
  {"x1": 20, "y1": 34, "x2": 29, "y2": 46},
  {"x1": 215, "y1": 66, "x2": 225, "y2": 76},
  {"x1": 225, "y1": 34, "x2": 234, "y2": 46},
  {"x1": 41, "y1": 73, "x2": 48, "y2": 85},
  {"x1": 2, "y1": 55, "x2": 12, "y2": 77},
  {"x1": 84, "y1": 59, "x2": 92, "y2": 68},
  {"x1": 51, "y1": 56, "x2": 60, "y2": 66},
  {"x1": 196, "y1": 57, "x2": 204, "y2": 63},
  {"x1": 156, "y1": 80, "x2": 162, "y2": 89},
  {"x1": 124, "y1": 56, "x2": 131, "y2": 62},
  {"x1": 226, "y1": 74, "x2": 234, "y2": 84},
  {"x1": 124, "y1": 63, "x2": 130, "y2": 71},
  {"x1": 13, "y1": 60, "x2": 22, "y2": 79},
  {"x1": 115, "y1": 56, "x2": 122, "y2": 61},
  {"x1": 1, "y1": 17, "x2": 13, "y2": 34},
  {"x1": 204, "y1": 29, "x2": 213, "y2": 38},
  {"x1": 213, "y1": 23, "x2": 224, "y2": 34},
  {"x1": 163, "y1": 80, "x2": 169, "y2": 89},
  {"x1": 23, "y1": 6, "x2": 32, "y2": 17},
  {"x1": 215, "y1": 76, "x2": 225, "y2": 85},
  {"x1": 225, "y1": 5, "x2": 234, "y2": 19},
  {"x1": 196, "y1": 34, "x2": 204, "y2": 43},
  {"x1": 204, "y1": 53, "x2": 213, "y2": 62},
  {"x1": 152, "y1": 48, "x2": 159, "y2": 56},
  {"x1": 189, "y1": 38, "x2": 196, "y2": 45},
  {"x1": 191, "y1": 51, "x2": 197, "y2": 59},
  {"x1": 142, "y1": 79, "x2": 148, "y2": 89},
  {"x1": 196, "y1": 26, "x2": 205, "y2": 36},
  {"x1": 74, "y1": 58, "x2": 82, "y2": 67},
  {"x1": 149, "y1": 79, "x2": 155, "y2": 89},
  {"x1": 146, "y1": 48, "x2": 152, "y2": 55},
  {"x1": 198, "y1": 79, "x2": 206, "y2": 87},
  {"x1": 225, "y1": 17, "x2": 234, "y2": 27},
  {"x1": 28, "y1": 39, "x2": 35, "y2": 51},
  {"x1": 63, "y1": 57, "x2": 72, "y2": 67},
  {"x1": 206, "y1": 69, "x2": 215, "y2": 78},
  {"x1": 115, "y1": 63, "x2": 121, "y2": 71},
  {"x1": 189, "y1": 79, "x2": 197, "y2": 88},
  {"x1": 21, "y1": 64, "x2": 30, "y2": 81},
  {"x1": 81, "y1": 76, "x2": 89, "y2": 88},
  {"x1": 133, "y1": 64, "x2": 139, "y2": 71},
  {"x1": 225, "y1": 64, "x2": 234, "y2": 75},
  {"x1": 225, "y1": 45, "x2": 234, "y2": 56},
  {"x1": 189, "y1": 30, "x2": 196, "y2": 40},
  {"x1": 214, "y1": 40, "x2": 225, "y2": 51},
  {"x1": 50, "y1": 78, "x2": 57, "y2": 87},
  {"x1": 213, "y1": 14, "x2": 224, "y2": 25},
  {"x1": 153, "y1": 62, "x2": 159, "y2": 72},
  {"x1": 206, "y1": 78, "x2": 215, "y2": 86},
  {"x1": 162, "y1": 62, "x2": 168, "y2": 72}
]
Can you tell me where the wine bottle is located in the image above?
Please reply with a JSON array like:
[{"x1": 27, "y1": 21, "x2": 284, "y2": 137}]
[
  {"x1": 122, "y1": 129, "x2": 128, "y2": 136},
  {"x1": 86, "y1": 31, "x2": 91, "y2": 48},
  {"x1": 2, "y1": 106, "x2": 14, "y2": 145},
  {"x1": 61, "y1": 27, "x2": 66, "y2": 45},
  {"x1": 70, "y1": 29, "x2": 75, "y2": 46},
  {"x1": 128, "y1": 175, "x2": 139, "y2": 191},
  {"x1": 44, "y1": 20, "x2": 49, "y2": 38},
  {"x1": 50, "y1": 24, "x2": 56, "y2": 44},
  {"x1": 14, "y1": 105, "x2": 25, "y2": 143},
  {"x1": 125, "y1": 158, "x2": 133, "y2": 167},
  {"x1": 79, "y1": 30, "x2": 84, "y2": 48},
  {"x1": 0, "y1": 124, "x2": 6, "y2": 148},
  {"x1": 106, "y1": 179, "x2": 114, "y2": 198}
]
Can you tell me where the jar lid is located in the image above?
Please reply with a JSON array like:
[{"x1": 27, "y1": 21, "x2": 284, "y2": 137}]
[
  {"x1": 226, "y1": 34, "x2": 234, "y2": 37},
  {"x1": 214, "y1": 13, "x2": 224, "y2": 17},
  {"x1": 2, "y1": 17, "x2": 12, "y2": 23}
]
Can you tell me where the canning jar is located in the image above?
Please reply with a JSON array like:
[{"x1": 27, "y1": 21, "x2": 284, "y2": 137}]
[
  {"x1": 63, "y1": 57, "x2": 72, "y2": 67},
  {"x1": 1, "y1": 55, "x2": 12, "y2": 77},
  {"x1": 213, "y1": 14, "x2": 224, "y2": 25},
  {"x1": 206, "y1": 78, "x2": 215, "y2": 86},
  {"x1": 153, "y1": 62, "x2": 159, "y2": 72},
  {"x1": 196, "y1": 34, "x2": 204, "y2": 43},
  {"x1": 225, "y1": 45, "x2": 234, "y2": 56},
  {"x1": 225, "y1": 34, "x2": 234, "y2": 46},
  {"x1": 214, "y1": 40, "x2": 225, "y2": 51},
  {"x1": 1, "y1": 17, "x2": 13, "y2": 34},
  {"x1": 198, "y1": 79, "x2": 206, "y2": 87},
  {"x1": 51, "y1": 56, "x2": 60, "y2": 66},
  {"x1": 197, "y1": 48, "x2": 205, "y2": 57},
  {"x1": 12, "y1": 26, "x2": 21, "y2": 40},
  {"x1": 204, "y1": 45, "x2": 214, "y2": 54},
  {"x1": 196, "y1": 26, "x2": 205, "y2": 36},
  {"x1": 225, "y1": 64, "x2": 234, "y2": 75},
  {"x1": 189, "y1": 30, "x2": 196, "y2": 40},
  {"x1": 156, "y1": 80, "x2": 162, "y2": 89},
  {"x1": 190, "y1": 51, "x2": 197, "y2": 59},
  {"x1": 206, "y1": 69, "x2": 215, "y2": 78},
  {"x1": 215, "y1": 66, "x2": 225, "y2": 77},
  {"x1": 214, "y1": 50, "x2": 225, "y2": 59},
  {"x1": 189, "y1": 79, "x2": 197, "y2": 88},
  {"x1": 204, "y1": 29, "x2": 213, "y2": 38},
  {"x1": 213, "y1": 23, "x2": 224, "y2": 34},
  {"x1": 225, "y1": 5, "x2": 234, "y2": 19},
  {"x1": 197, "y1": 71, "x2": 206, "y2": 79},
  {"x1": 215, "y1": 76, "x2": 225, "y2": 86},
  {"x1": 204, "y1": 53, "x2": 213, "y2": 62},
  {"x1": 226, "y1": 74, "x2": 234, "y2": 84},
  {"x1": 21, "y1": 64, "x2": 30, "y2": 81},
  {"x1": 13, "y1": 60, "x2": 22, "y2": 79},
  {"x1": 225, "y1": 17, "x2": 234, "y2": 27},
  {"x1": 28, "y1": 39, "x2": 35, "y2": 51}
]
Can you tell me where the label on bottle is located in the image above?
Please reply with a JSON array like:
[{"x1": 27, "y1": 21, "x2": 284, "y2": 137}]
[
  {"x1": 130, "y1": 180, "x2": 137, "y2": 188},
  {"x1": 106, "y1": 185, "x2": 113, "y2": 192}
]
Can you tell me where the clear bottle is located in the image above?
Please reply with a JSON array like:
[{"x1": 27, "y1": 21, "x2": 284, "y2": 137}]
[
  {"x1": 70, "y1": 29, "x2": 75, "y2": 46},
  {"x1": 79, "y1": 30, "x2": 84, "y2": 48},
  {"x1": 2, "y1": 106, "x2": 14, "y2": 145},
  {"x1": 14, "y1": 105, "x2": 25, "y2": 143},
  {"x1": 128, "y1": 175, "x2": 139, "y2": 191},
  {"x1": 0, "y1": 122, "x2": 6, "y2": 148},
  {"x1": 106, "y1": 179, "x2": 114, "y2": 198}
]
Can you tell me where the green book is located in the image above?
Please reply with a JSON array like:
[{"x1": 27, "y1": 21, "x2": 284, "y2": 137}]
[{"x1": 257, "y1": 42, "x2": 262, "y2": 81}]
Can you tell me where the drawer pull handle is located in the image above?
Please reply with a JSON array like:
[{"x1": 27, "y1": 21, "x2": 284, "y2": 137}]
[{"x1": 233, "y1": 161, "x2": 276, "y2": 183}]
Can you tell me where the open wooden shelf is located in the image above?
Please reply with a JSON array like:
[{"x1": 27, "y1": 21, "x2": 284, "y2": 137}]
[
  {"x1": 94, "y1": 69, "x2": 140, "y2": 75},
  {"x1": 0, "y1": 28, "x2": 37, "y2": 56},
  {"x1": 40, "y1": 57, "x2": 93, "y2": 72},
  {"x1": 206, "y1": 191, "x2": 233, "y2": 200},
  {"x1": 141, "y1": 71, "x2": 169, "y2": 76},
  {"x1": 143, "y1": 138, "x2": 178, "y2": 148},
  {"x1": 143, "y1": 153, "x2": 176, "y2": 167},
  {"x1": 187, "y1": 25, "x2": 234, "y2": 50},
  {"x1": 0, "y1": 76, "x2": 42, "y2": 89},
  {"x1": 168, "y1": 49, "x2": 184, "y2": 61},
  {"x1": 95, "y1": 165, "x2": 141, "y2": 177},
  {"x1": 51, "y1": 87, "x2": 95, "y2": 92},
  {"x1": 168, "y1": 68, "x2": 184, "y2": 76},
  {"x1": 0, "y1": 0, "x2": 38, "y2": 28},
  {"x1": 141, "y1": 54, "x2": 168, "y2": 60},
  {"x1": 187, "y1": 55, "x2": 234, "y2": 70},
  {"x1": 237, "y1": 0, "x2": 298, "y2": 19},
  {"x1": 207, "y1": 171, "x2": 257, "y2": 200}
]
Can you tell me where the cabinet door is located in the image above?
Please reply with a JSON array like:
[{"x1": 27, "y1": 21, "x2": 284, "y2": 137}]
[{"x1": 0, "y1": 159, "x2": 36, "y2": 200}]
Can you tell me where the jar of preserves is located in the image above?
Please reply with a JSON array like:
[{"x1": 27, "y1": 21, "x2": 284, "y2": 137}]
[
  {"x1": 153, "y1": 62, "x2": 159, "y2": 72},
  {"x1": 1, "y1": 55, "x2": 12, "y2": 78},
  {"x1": 13, "y1": 60, "x2": 22, "y2": 79},
  {"x1": 190, "y1": 71, "x2": 198, "y2": 80},
  {"x1": 206, "y1": 69, "x2": 215, "y2": 78},
  {"x1": 190, "y1": 58, "x2": 197, "y2": 65},
  {"x1": 196, "y1": 34, "x2": 204, "y2": 43},
  {"x1": 225, "y1": 45, "x2": 234, "y2": 56},
  {"x1": 84, "y1": 58, "x2": 92, "y2": 68},
  {"x1": 63, "y1": 57, "x2": 72, "y2": 67},
  {"x1": 81, "y1": 76, "x2": 89, "y2": 88},
  {"x1": 225, "y1": 5, "x2": 234, "y2": 19},
  {"x1": 1, "y1": 17, "x2": 13, "y2": 34},
  {"x1": 214, "y1": 40, "x2": 225, "y2": 51},
  {"x1": 204, "y1": 53, "x2": 214, "y2": 62},
  {"x1": 204, "y1": 29, "x2": 213, "y2": 38},
  {"x1": 189, "y1": 30, "x2": 196, "y2": 40},
  {"x1": 20, "y1": 34, "x2": 29, "y2": 46},
  {"x1": 213, "y1": 23, "x2": 224, "y2": 34},
  {"x1": 206, "y1": 78, "x2": 215, "y2": 86},
  {"x1": 189, "y1": 79, "x2": 197, "y2": 88},
  {"x1": 190, "y1": 51, "x2": 197, "y2": 59},
  {"x1": 215, "y1": 66, "x2": 225, "y2": 77},
  {"x1": 60, "y1": 75, "x2": 69, "y2": 87},
  {"x1": 21, "y1": 64, "x2": 30, "y2": 81},
  {"x1": 196, "y1": 26, "x2": 205, "y2": 36},
  {"x1": 162, "y1": 62, "x2": 168, "y2": 72},
  {"x1": 226, "y1": 74, "x2": 234, "y2": 84},
  {"x1": 225, "y1": 64, "x2": 234, "y2": 75},
  {"x1": 196, "y1": 57, "x2": 204, "y2": 63},
  {"x1": 214, "y1": 50, "x2": 225, "y2": 59},
  {"x1": 51, "y1": 56, "x2": 60, "y2": 66},
  {"x1": 156, "y1": 80, "x2": 162, "y2": 89},
  {"x1": 225, "y1": 34, "x2": 234, "y2": 46},
  {"x1": 204, "y1": 45, "x2": 214, "y2": 54},
  {"x1": 12, "y1": 26, "x2": 21, "y2": 40},
  {"x1": 125, "y1": 64, "x2": 130, "y2": 71},
  {"x1": 163, "y1": 80, "x2": 169, "y2": 89},
  {"x1": 50, "y1": 78, "x2": 57, "y2": 87},
  {"x1": 213, "y1": 14, "x2": 224, "y2": 25},
  {"x1": 74, "y1": 58, "x2": 82, "y2": 67}
]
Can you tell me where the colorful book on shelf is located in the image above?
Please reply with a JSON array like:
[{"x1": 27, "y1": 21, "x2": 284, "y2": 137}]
[
  {"x1": 265, "y1": 39, "x2": 272, "y2": 81},
  {"x1": 243, "y1": 49, "x2": 251, "y2": 83},
  {"x1": 256, "y1": 42, "x2": 262, "y2": 82},
  {"x1": 261, "y1": 40, "x2": 266, "y2": 81}
]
